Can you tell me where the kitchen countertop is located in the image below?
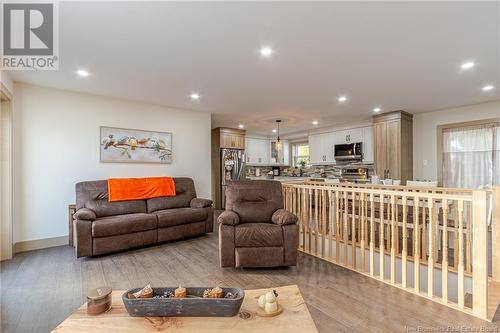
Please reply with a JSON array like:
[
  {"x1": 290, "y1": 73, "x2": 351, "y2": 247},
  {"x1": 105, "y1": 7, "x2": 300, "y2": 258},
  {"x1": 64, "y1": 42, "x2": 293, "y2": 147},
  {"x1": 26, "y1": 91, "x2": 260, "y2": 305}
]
[
  {"x1": 245, "y1": 176, "x2": 343, "y2": 183},
  {"x1": 246, "y1": 176, "x2": 310, "y2": 183}
]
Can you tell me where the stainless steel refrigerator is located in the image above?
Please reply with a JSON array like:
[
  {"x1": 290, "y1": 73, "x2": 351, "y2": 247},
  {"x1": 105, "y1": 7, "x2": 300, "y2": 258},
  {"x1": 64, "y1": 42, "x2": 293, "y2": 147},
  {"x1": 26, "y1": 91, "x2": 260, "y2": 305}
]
[{"x1": 220, "y1": 148, "x2": 246, "y2": 209}]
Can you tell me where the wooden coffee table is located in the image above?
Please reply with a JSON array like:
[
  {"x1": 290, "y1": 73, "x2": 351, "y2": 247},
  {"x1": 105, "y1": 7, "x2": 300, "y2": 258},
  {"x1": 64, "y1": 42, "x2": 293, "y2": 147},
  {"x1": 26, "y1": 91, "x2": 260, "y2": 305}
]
[{"x1": 52, "y1": 285, "x2": 318, "y2": 332}]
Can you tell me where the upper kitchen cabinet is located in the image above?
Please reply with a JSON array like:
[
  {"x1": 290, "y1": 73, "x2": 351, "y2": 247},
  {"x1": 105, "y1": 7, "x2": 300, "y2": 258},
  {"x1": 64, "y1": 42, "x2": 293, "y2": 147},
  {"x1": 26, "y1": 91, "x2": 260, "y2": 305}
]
[
  {"x1": 309, "y1": 132, "x2": 335, "y2": 164},
  {"x1": 373, "y1": 111, "x2": 413, "y2": 182},
  {"x1": 245, "y1": 137, "x2": 269, "y2": 165},
  {"x1": 336, "y1": 128, "x2": 363, "y2": 144},
  {"x1": 245, "y1": 137, "x2": 289, "y2": 166},
  {"x1": 215, "y1": 127, "x2": 245, "y2": 149},
  {"x1": 309, "y1": 127, "x2": 373, "y2": 165},
  {"x1": 362, "y1": 126, "x2": 374, "y2": 162}
]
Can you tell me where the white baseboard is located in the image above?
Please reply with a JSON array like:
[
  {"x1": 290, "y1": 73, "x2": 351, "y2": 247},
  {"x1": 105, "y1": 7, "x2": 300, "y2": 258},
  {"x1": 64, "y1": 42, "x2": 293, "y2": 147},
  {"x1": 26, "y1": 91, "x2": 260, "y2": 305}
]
[{"x1": 13, "y1": 236, "x2": 68, "y2": 253}]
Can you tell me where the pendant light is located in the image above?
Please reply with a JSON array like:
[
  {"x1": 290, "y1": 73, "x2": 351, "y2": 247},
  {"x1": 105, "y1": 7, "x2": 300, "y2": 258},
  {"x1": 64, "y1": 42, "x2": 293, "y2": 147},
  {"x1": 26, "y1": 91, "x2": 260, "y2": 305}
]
[{"x1": 275, "y1": 119, "x2": 282, "y2": 148}]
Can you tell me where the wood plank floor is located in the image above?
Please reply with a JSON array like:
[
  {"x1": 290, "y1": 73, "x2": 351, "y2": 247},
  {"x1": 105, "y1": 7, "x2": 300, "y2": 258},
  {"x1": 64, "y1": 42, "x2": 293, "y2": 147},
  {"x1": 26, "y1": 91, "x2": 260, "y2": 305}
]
[{"x1": 1, "y1": 231, "x2": 498, "y2": 333}]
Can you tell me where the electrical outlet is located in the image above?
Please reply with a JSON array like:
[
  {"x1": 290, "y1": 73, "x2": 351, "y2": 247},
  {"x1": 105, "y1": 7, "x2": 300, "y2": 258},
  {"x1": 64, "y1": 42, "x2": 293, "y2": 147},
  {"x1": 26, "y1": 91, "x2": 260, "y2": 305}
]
[{"x1": 423, "y1": 160, "x2": 428, "y2": 166}]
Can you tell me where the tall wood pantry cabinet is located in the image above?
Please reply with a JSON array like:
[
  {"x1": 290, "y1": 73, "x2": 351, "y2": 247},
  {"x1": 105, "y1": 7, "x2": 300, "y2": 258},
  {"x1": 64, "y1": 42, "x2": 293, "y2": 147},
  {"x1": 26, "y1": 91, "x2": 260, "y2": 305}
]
[{"x1": 372, "y1": 110, "x2": 413, "y2": 183}]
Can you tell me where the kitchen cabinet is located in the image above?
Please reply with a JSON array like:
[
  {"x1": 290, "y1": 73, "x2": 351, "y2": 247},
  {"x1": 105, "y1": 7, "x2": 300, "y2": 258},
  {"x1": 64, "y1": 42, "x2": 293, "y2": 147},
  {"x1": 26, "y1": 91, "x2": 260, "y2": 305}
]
[
  {"x1": 309, "y1": 132, "x2": 335, "y2": 164},
  {"x1": 362, "y1": 126, "x2": 374, "y2": 162},
  {"x1": 217, "y1": 128, "x2": 245, "y2": 149},
  {"x1": 373, "y1": 111, "x2": 413, "y2": 182},
  {"x1": 309, "y1": 134, "x2": 323, "y2": 165},
  {"x1": 309, "y1": 126, "x2": 374, "y2": 164},
  {"x1": 336, "y1": 128, "x2": 363, "y2": 144},
  {"x1": 245, "y1": 138, "x2": 290, "y2": 166},
  {"x1": 245, "y1": 137, "x2": 269, "y2": 165}
]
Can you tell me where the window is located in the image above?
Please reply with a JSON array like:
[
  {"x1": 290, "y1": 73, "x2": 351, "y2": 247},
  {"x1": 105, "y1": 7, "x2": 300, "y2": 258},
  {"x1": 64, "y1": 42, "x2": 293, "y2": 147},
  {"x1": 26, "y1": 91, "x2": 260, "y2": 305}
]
[
  {"x1": 439, "y1": 120, "x2": 499, "y2": 188},
  {"x1": 293, "y1": 143, "x2": 310, "y2": 167}
]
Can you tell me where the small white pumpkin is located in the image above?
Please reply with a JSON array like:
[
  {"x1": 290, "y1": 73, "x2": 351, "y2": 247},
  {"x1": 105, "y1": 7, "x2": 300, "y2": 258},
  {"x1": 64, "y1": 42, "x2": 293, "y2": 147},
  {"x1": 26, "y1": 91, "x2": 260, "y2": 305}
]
[
  {"x1": 265, "y1": 300, "x2": 278, "y2": 313},
  {"x1": 258, "y1": 295, "x2": 266, "y2": 309},
  {"x1": 265, "y1": 291, "x2": 276, "y2": 303}
]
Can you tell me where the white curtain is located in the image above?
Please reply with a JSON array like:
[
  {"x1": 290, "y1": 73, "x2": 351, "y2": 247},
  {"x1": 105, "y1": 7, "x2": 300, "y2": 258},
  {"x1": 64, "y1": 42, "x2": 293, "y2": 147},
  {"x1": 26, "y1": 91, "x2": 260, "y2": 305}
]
[
  {"x1": 442, "y1": 123, "x2": 499, "y2": 226},
  {"x1": 442, "y1": 124, "x2": 499, "y2": 189}
]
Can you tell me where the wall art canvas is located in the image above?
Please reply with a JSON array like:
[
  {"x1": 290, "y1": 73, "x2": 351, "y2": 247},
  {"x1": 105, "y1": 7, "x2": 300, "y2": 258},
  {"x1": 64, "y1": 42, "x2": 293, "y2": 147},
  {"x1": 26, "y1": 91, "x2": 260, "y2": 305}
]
[{"x1": 100, "y1": 126, "x2": 172, "y2": 163}]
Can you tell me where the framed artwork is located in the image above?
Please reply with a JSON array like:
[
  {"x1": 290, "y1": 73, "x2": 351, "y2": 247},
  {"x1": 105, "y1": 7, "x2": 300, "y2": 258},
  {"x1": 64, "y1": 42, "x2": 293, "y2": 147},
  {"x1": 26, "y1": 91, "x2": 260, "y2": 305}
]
[{"x1": 100, "y1": 126, "x2": 172, "y2": 163}]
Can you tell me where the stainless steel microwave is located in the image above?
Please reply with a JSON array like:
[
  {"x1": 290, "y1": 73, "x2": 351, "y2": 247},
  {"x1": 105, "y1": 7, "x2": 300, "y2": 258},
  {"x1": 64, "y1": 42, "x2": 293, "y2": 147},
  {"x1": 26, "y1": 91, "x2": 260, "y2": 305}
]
[{"x1": 334, "y1": 142, "x2": 362, "y2": 161}]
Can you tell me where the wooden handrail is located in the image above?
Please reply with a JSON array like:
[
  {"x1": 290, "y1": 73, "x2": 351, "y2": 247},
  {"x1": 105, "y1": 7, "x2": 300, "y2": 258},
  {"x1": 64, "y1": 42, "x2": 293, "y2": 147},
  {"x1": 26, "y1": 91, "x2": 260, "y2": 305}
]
[
  {"x1": 282, "y1": 182, "x2": 496, "y2": 321},
  {"x1": 304, "y1": 179, "x2": 492, "y2": 194}
]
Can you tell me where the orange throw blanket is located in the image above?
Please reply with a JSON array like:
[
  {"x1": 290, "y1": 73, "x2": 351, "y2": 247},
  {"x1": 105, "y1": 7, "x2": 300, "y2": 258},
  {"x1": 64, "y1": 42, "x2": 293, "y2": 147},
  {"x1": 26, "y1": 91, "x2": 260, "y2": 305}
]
[{"x1": 108, "y1": 177, "x2": 176, "y2": 202}]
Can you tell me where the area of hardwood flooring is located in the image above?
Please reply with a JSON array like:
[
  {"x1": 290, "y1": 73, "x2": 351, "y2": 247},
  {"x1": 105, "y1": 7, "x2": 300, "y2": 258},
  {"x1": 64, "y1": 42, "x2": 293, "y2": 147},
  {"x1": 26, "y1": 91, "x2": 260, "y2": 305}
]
[{"x1": 1, "y1": 231, "x2": 498, "y2": 333}]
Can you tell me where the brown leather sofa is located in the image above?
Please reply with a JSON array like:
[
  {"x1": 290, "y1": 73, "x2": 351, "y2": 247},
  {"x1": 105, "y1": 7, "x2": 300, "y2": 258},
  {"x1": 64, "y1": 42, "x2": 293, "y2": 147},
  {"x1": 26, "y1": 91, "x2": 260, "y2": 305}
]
[
  {"x1": 74, "y1": 178, "x2": 213, "y2": 257},
  {"x1": 218, "y1": 180, "x2": 299, "y2": 268}
]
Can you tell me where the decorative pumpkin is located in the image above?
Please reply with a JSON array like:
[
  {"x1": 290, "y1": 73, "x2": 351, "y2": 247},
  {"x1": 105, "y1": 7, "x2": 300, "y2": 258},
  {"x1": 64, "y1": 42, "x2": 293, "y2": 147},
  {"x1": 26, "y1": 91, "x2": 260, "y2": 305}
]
[
  {"x1": 258, "y1": 295, "x2": 266, "y2": 309},
  {"x1": 257, "y1": 290, "x2": 279, "y2": 313},
  {"x1": 174, "y1": 285, "x2": 186, "y2": 298}
]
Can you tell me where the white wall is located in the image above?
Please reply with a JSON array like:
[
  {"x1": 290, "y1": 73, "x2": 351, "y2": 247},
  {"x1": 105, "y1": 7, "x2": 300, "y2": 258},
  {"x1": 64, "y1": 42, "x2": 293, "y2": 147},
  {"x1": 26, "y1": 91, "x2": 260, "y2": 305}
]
[
  {"x1": 413, "y1": 100, "x2": 500, "y2": 181},
  {"x1": 12, "y1": 83, "x2": 211, "y2": 243}
]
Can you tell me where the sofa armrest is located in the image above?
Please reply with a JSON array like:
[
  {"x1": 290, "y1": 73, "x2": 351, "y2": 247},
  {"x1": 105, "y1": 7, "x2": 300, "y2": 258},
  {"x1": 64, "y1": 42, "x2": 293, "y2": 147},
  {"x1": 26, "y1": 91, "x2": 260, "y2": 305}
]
[
  {"x1": 190, "y1": 198, "x2": 213, "y2": 208},
  {"x1": 219, "y1": 223, "x2": 235, "y2": 267},
  {"x1": 272, "y1": 209, "x2": 298, "y2": 225},
  {"x1": 75, "y1": 219, "x2": 93, "y2": 257},
  {"x1": 217, "y1": 210, "x2": 240, "y2": 226},
  {"x1": 73, "y1": 208, "x2": 96, "y2": 221},
  {"x1": 283, "y1": 223, "x2": 299, "y2": 266}
]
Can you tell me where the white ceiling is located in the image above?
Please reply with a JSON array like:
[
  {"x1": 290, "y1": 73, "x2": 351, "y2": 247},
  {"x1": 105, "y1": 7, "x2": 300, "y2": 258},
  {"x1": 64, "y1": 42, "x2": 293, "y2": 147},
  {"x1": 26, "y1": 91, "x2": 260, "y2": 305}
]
[{"x1": 8, "y1": 1, "x2": 500, "y2": 137}]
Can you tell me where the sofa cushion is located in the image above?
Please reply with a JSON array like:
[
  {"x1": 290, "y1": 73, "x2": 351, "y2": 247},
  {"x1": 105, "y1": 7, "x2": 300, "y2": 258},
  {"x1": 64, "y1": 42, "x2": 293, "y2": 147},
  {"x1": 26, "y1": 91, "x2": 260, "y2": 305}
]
[
  {"x1": 86, "y1": 199, "x2": 147, "y2": 218},
  {"x1": 147, "y1": 178, "x2": 197, "y2": 213},
  {"x1": 155, "y1": 207, "x2": 207, "y2": 228},
  {"x1": 76, "y1": 180, "x2": 147, "y2": 217},
  {"x1": 92, "y1": 213, "x2": 157, "y2": 237},
  {"x1": 225, "y1": 180, "x2": 283, "y2": 223},
  {"x1": 235, "y1": 223, "x2": 283, "y2": 247}
]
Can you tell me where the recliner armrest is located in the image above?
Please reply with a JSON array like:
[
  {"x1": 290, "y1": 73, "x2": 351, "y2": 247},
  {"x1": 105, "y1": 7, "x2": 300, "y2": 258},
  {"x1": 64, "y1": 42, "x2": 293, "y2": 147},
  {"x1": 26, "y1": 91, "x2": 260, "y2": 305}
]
[
  {"x1": 73, "y1": 208, "x2": 96, "y2": 221},
  {"x1": 217, "y1": 210, "x2": 240, "y2": 225},
  {"x1": 190, "y1": 198, "x2": 213, "y2": 208},
  {"x1": 272, "y1": 209, "x2": 298, "y2": 225}
]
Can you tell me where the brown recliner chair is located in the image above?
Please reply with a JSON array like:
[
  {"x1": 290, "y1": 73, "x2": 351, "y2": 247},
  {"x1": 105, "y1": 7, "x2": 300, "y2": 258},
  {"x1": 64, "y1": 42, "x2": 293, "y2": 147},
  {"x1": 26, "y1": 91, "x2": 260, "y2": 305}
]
[{"x1": 218, "y1": 180, "x2": 299, "y2": 268}]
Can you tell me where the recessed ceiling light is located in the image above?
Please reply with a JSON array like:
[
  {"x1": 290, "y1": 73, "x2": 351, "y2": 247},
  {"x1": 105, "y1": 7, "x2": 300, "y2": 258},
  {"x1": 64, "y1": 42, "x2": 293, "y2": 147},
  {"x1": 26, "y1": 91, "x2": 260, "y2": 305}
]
[
  {"x1": 373, "y1": 107, "x2": 381, "y2": 113},
  {"x1": 260, "y1": 46, "x2": 274, "y2": 57},
  {"x1": 312, "y1": 120, "x2": 319, "y2": 125},
  {"x1": 238, "y1": 124, "x2": 244, "y2": 129},
  {"x1": 190, "y1": 93, "x2": 200, "y2": 100},
  {"x1": 460, "y1": 61, "x2": 475, "y2": 70},
  {"x1": 338, "y1": 96, "x2": 347, "y2": 103},
  {"x1": 482, "y1": 85, "x2": 495, "y2": 91},
  {"x1": 272, "y1": 129, "x2": 277, "y2": 133},
  {"x1": 76, "y1": 69, "x2": 89, "y2": 77}
]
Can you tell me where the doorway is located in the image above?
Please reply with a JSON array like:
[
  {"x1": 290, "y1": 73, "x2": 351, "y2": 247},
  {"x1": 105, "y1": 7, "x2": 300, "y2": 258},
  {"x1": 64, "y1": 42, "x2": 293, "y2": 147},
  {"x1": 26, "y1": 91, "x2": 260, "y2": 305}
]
[{"x1": 1, "y1": 83, "x2": 13, "y2": 260}]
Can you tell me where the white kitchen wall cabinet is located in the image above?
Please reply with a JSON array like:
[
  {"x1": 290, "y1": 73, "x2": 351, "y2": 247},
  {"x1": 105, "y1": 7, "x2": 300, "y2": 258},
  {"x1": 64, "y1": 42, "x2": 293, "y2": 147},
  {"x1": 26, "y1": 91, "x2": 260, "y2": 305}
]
[
  {"x1": 245, "y1": 137, "x2": 269, "y2": 165},
  {"x1": 309, "y1": 134, "x2": 324, "y2": 164},
  {"x1": 309, "y1": 126, "x2": 374, "y2": 165},
  {"x1": 283, "y1": 140, "x2": 290, "y2": 165},
  {"x1": 362, "y1": 126, "x2": 374, "y2": 162},
  {"x1": 337, "y1": 128, "x2": 364, "y2": 144},
  {"x1": 246, "y1": 137, "x2": 289, "y2": 166},
  {"x1": 309, "y1": 133, "x2": 335, "y2": 164}
]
